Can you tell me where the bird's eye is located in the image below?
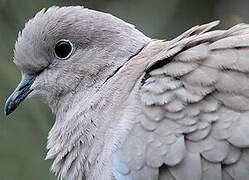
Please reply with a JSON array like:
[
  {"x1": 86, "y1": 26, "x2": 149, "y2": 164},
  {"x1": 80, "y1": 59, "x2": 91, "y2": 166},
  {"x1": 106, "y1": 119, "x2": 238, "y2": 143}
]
[{"x1": 54, "y1": 39, "x2": 74, "y2": 60}]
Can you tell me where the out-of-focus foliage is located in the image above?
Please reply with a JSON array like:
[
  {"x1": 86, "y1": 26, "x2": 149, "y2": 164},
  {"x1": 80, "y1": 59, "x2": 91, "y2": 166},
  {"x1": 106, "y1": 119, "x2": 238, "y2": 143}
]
[{"x1": 0, "y1": 0, "x2": 249, "y2": 179}]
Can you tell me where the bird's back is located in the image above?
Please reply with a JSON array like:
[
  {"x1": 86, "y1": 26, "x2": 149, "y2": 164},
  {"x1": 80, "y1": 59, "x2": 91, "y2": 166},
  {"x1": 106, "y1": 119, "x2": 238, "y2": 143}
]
[{"x1": 113, "y1": 21, "x2": 249, "y2": 180}]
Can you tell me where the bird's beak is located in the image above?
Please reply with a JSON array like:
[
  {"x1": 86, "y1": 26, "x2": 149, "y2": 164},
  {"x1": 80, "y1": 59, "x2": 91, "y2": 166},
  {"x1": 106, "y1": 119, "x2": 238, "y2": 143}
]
[{"x1": 4, "y1": 74, "x2": 36, "y2": 116}]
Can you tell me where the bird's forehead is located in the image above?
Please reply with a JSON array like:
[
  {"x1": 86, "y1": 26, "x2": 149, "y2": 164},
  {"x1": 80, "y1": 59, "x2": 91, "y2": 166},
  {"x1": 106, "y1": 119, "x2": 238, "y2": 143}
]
[
  {"x1": 13, "y1": 6, "x2": 133, "y2": 74},
  {"x1": 13, "y1": 6, "x2": 89, "y2": 74},
  {"x1": 17, "y1": 6, "x2": 88, "y2": 45}
]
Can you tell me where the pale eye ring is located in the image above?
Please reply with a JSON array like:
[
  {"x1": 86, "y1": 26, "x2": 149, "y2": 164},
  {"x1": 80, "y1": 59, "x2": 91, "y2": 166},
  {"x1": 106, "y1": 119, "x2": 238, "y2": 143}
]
[{"x1": 54, "y1": 39, "x2": 74, "y2": 60}]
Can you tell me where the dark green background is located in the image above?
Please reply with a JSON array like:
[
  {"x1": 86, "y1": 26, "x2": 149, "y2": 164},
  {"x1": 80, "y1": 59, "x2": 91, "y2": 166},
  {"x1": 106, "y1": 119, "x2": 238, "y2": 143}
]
[{"x1": 0, "y1": 0, "x2": 249, "y2": 179}]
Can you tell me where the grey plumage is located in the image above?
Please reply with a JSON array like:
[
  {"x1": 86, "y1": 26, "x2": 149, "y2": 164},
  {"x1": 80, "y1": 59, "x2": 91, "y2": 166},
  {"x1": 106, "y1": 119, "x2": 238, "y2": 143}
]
[{"x1": 5, "y1": 6, "x2": 249, "y2": 180}]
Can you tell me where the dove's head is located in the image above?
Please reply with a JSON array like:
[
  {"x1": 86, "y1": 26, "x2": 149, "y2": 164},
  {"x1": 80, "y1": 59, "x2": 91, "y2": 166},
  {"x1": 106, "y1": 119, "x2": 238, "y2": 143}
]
[{"x1": 4, "y1": 6, "x2": 150, "y2": 115}]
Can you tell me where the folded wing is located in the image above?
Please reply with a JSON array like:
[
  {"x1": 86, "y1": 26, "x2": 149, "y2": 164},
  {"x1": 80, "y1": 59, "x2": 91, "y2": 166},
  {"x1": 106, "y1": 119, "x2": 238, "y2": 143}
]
[{"x1": 117, "y1": 21, "x2": 249, "y2": 180}]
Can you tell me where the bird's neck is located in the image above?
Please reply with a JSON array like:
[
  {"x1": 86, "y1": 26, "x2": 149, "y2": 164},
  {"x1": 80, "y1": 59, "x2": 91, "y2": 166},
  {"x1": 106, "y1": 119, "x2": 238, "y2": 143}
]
[
  {"x1": 44, "y1": 40, "x2": 170, "y2": 180},
  {"x1": 46, "y1": 68, "x2": 143, "y2": 179},
  {"x1": 44, "y1": 43, "x2": 161, "y2": 180},
  {"x1": 45, "y1": 39, "x2": 167, "y2": 180}
]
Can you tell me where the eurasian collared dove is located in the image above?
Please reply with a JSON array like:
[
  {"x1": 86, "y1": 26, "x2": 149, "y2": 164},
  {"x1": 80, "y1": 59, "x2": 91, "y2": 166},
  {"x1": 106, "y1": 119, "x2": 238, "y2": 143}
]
[{"x1": 4, "y1": 6, "x2": 249, "y2": 180}]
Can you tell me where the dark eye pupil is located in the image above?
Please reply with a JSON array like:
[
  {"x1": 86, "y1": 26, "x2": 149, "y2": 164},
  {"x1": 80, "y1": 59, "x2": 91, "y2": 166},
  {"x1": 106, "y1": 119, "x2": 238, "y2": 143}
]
[{"x1": 55, "y1": 41, "x2": 72, "y2": 59}]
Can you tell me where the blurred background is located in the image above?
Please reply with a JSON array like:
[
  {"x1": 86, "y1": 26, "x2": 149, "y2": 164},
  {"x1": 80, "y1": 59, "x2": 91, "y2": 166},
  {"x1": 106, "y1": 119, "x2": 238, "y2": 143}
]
[{"x1": 0, "y1": 0, "x2": 249, "y2": 179}]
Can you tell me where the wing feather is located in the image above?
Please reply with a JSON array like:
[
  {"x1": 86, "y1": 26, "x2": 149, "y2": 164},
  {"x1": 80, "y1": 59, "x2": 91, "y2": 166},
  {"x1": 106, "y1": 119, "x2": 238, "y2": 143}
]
[
  {"x1": 201, "y1": 158, "x2": 222, "y2": 180},
  {"x1": 168, "y1": 153, "x2": 202, "y2": 180},
  {"x1": 117, "y1": 21, "x2": 249, "y2": 179}
]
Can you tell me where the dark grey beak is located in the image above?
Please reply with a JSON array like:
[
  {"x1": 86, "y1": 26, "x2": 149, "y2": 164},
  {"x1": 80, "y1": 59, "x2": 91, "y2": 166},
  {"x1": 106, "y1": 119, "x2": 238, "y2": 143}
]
[{"x1": 4, "y1": 74, "x2": 36, "y2": 116}]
